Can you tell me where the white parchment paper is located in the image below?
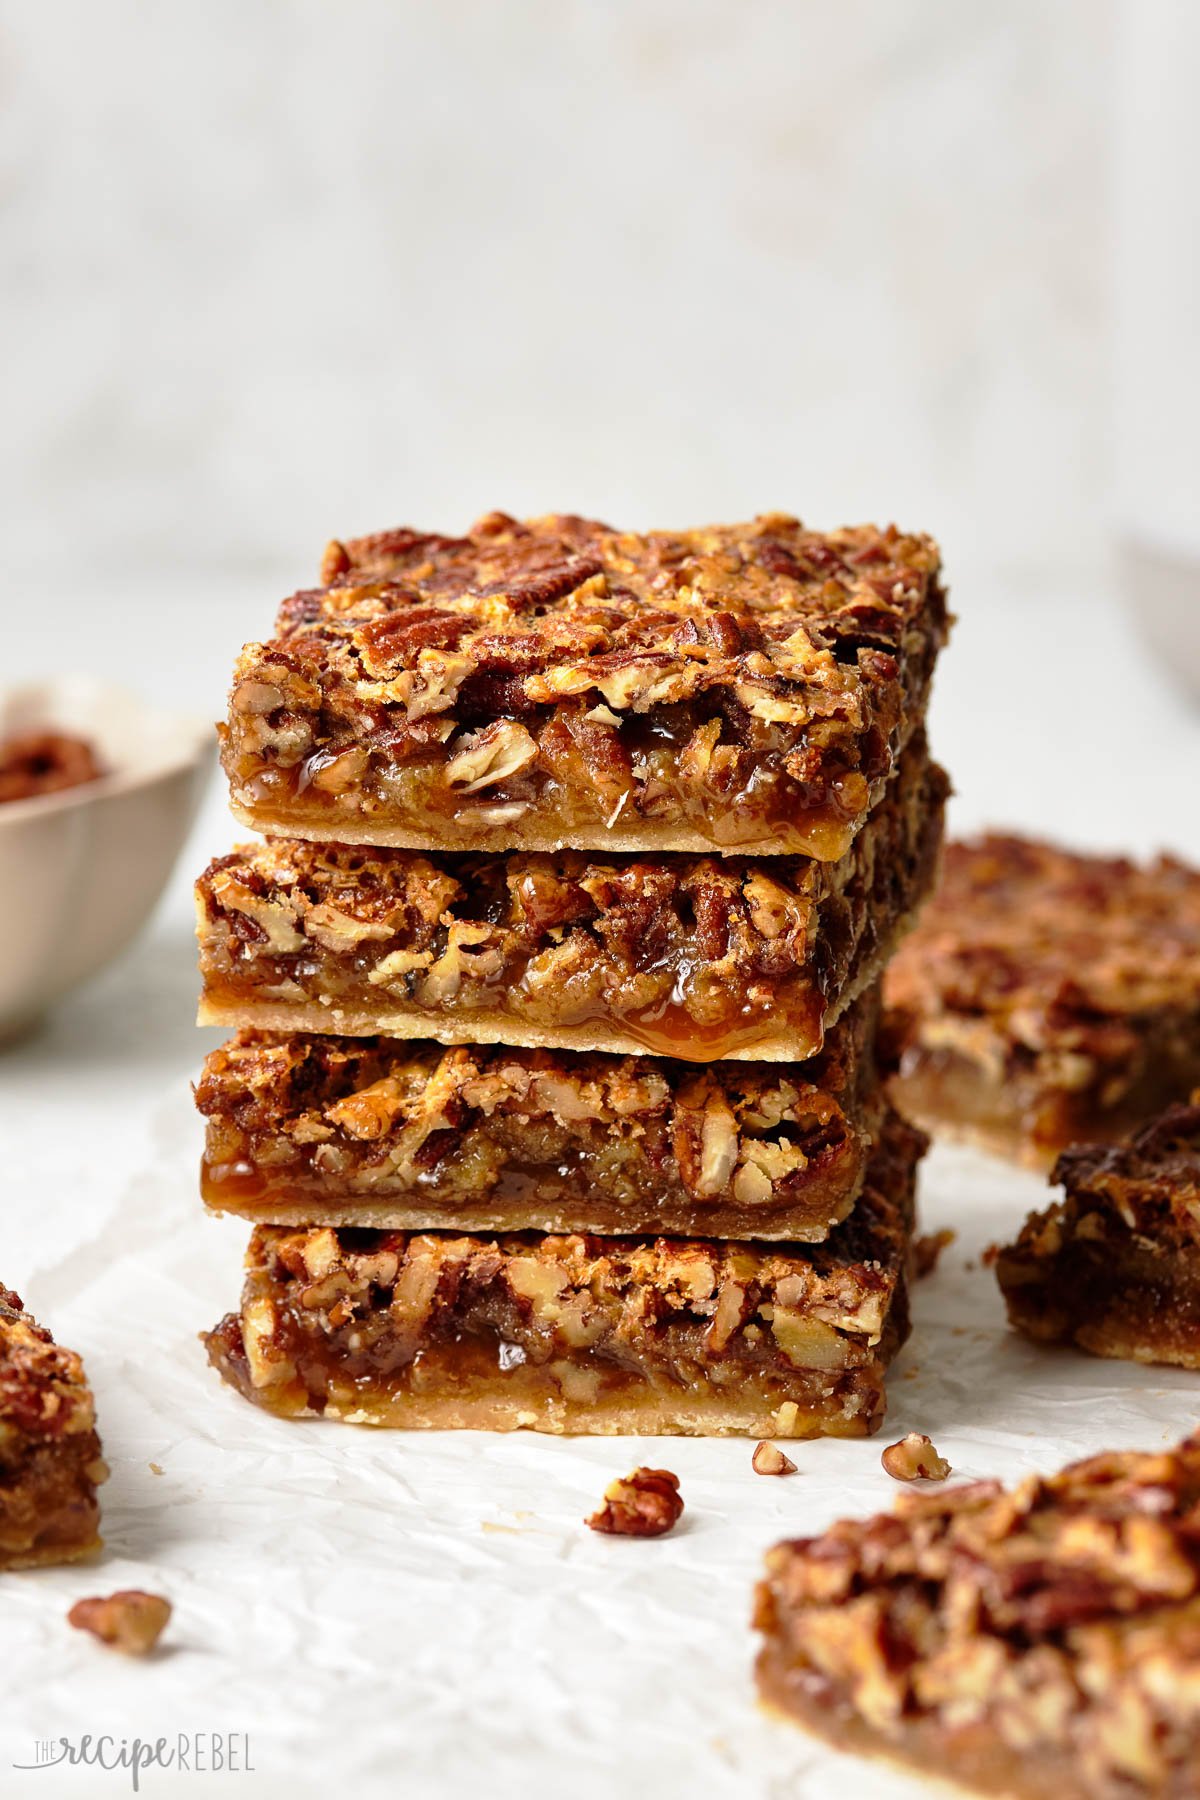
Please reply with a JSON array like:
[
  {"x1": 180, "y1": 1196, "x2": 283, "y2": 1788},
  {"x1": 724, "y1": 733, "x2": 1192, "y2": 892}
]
[{"x1": 5, "y1": 920, "x2": 1200, "y2": 1800}]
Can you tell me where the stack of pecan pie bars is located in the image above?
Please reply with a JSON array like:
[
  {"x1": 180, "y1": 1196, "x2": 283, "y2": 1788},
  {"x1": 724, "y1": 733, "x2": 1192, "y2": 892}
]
[{"x1": 194, "y1": 512, "x2": 949, "y2": 1439}]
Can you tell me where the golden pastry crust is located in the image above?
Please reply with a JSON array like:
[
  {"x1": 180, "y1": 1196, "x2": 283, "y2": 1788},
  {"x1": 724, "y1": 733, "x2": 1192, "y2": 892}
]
[
  {"x1": 997, "y1": 1094, "x2": 1200, "y2": 1366},
  {"x1": 197, "y1": 741, "x2": 945, "y2": 1065},
  {"x1": 220, "y1": 511, "x2": 948, "y2": 858},
  {"x1": 0, "y1": 1287, "x2": 107, "y2": 1570},
  {"x1": 196, "y1": 991, "x2": 880, "y2": 1240},
  {"x1": 885, "y1": 834, "x2": 1200, "y2": 1164},
  {"x1": 756, "y1": 1433, "x2": 1200, "y2": 1799},
  {"x1": 204, "y1": 1109, "x2": 924, "y2": 1438}
]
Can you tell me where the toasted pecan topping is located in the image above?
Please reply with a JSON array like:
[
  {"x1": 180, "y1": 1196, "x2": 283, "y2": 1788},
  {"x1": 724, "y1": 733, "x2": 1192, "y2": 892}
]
[
  {"x1": 586, "y1": 1468, "x2": 684, "y2": 1537},
  {"x1": 300, "y1": 513, "x2": 942, "y2": 718}
]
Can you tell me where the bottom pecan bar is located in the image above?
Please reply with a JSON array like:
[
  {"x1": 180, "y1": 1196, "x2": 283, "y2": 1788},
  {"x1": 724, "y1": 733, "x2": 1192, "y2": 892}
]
[
  {"x1": 204, "y1": 1109, "x2": 923, "y2": 1437},
  {"x1": 755, "y1": 1434, "x2": 1200, "y2": 1799},
  {"x1": 1, "y1": 1287, "x2": 107, "y2": 1569},
  {"x1": 997, "y1": 1094, "x2": 1200, "y2": 1368}
]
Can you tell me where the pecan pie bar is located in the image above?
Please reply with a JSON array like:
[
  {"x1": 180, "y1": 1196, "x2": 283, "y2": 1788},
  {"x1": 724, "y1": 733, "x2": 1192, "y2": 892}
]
[
  {"x1": 196, "y1": 993, "x2": 879, "y2": 1241},
  {"x1": 220, "y1": 511, "x2": 948, "y2": 858},
  {"x1": 755, "y1": 1433, "x2": 1200, "y2": 1799},
  {"x1": 997, "y1": 1095, "x2": 1200, "y2": 1368},
  {"x1": 197, "y1": 739, "x2": 944, "y2": 1064},
  {"x1": 0, "y1": 1287, "x2": 107, "y2": 1570},
  {"x1": 204, "y1": 1109, "x2": 923, "y2": 1437},
  {"x1": 885, "y1": 834, "x2": 1200, "y2": 1166}
]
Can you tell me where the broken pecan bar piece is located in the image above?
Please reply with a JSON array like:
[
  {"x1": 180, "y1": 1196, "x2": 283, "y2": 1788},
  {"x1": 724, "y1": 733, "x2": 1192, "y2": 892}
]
[
  {"x1": 197, "y1": 739, "x2": 945, "y2": 1064},
  {"x1": 220, "y1": 511, "x2": 948, "y2": 858},
  {"x1": 997, "y1": 1094, "x2": 1200, "y2": 1367},
  {"x1": 885, "y1": 834, "x2": 1200, "y2": 1166},
  {"x1": 204, "y1": 1109, "x2": 923, "y2": 1438},
  {"x1": 0, "y1": 1287, "x2": 107, "y2": 1570},
  {"x1": 755, "y1": 1433, "x2": 1200, "y2": 1800},
  {"x1": 197, "y1": 994, "x2": 879, "y2": 1241}
]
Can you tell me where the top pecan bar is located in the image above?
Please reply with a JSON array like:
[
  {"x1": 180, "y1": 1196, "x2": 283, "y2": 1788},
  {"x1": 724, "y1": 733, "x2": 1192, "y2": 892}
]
[
  {"x1": 220, "y1": 512, "x2": 947, "y2": 857},
  {"x1": 885, "y1": 834, "x2": 1200, "y2": 1165}
]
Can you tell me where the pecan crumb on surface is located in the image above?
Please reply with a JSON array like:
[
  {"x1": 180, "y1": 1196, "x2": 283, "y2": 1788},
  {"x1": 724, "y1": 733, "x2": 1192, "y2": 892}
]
[
  {"x1": 585, "y1": 1467, "x2": 683, "y2": 1537},
  {"x1": 913, "y1": 1228, "x2": 956, "y2": 1278},
  {"x1": 752, "y1": 1441, "x2": 798, "y2": 1477},
  {"x1": 881, "y1": 1432, "x2": 951, "y2": 1482},
  {"x1": 68, "y1": 1590, "x2": 172, "y2": 1655}
]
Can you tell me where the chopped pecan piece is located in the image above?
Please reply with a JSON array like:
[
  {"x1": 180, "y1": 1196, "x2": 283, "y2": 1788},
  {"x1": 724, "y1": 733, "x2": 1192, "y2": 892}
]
[
  {"x1": 752, "y1": 1441, "x2": 798, "y2": 1477},
  {"x1": 881, "y1": 1432, "x2": 951, "y2": 1482},
  {"x1": 68, "y1": 1590, "x2": 172, "y2": 1655},
  {"x1": 586, "y1": 1468, "x2": 684, "y2": 1537}
]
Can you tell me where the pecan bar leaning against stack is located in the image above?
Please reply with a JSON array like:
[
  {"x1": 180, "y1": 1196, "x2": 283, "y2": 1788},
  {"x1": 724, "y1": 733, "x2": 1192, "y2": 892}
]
[{"x1": 196, "y1": 512, "x2": 950, "y2": 1437}]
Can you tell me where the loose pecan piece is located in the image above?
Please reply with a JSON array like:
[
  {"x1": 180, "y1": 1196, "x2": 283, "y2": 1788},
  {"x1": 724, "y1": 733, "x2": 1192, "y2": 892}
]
[
  {"x1": 881, "y1": 1432, "x2": 952, "y2": 1482},
  {"x1": 68, "y1": 1590, "x2": 172, "y2": 1655},
  {"x1": 752, "y1": 1441, "x2": 798, "y2": 1477},
  {"x1": 586, "y1": 1467, "x2": 684, "y2": 1537}
]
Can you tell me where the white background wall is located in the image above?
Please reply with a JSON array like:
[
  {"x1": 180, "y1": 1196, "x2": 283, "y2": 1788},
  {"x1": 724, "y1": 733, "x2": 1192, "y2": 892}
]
[
  {"x1": 2, "y1": 0, "x2": 1196, "y2": 850},
  {"x1": 5, "y1": 6, "x2": 1109, "y2": 599}
]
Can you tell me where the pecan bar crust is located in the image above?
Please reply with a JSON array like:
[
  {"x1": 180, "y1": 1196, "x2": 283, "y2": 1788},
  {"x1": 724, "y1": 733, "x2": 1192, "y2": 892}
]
[
  {"x1": 197, "y1": 739, "x2": 944, "y2": 1064},
  {"x1": 220, "y1": 511, "x2": 948, "y2": 859},
  {"x1": 204, "y1": 1109, "x2": 924, "y2": 1438},
  {"x1": 0, "y1": 1287, "x2": 107, "y2": 1570},
  {"x1": 196, "y1": 992, "x2": 879, "y2": 1241},
  {"x1": 755, "y1": 1434, "x2": 1200, "y2": 1800},
  {"x1": 997, "y1": 1095, "x2": 1200, "y2": 1368},
  {"x1": 884, "y1": 835, "x2": 1200, "y2": 1167}
]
